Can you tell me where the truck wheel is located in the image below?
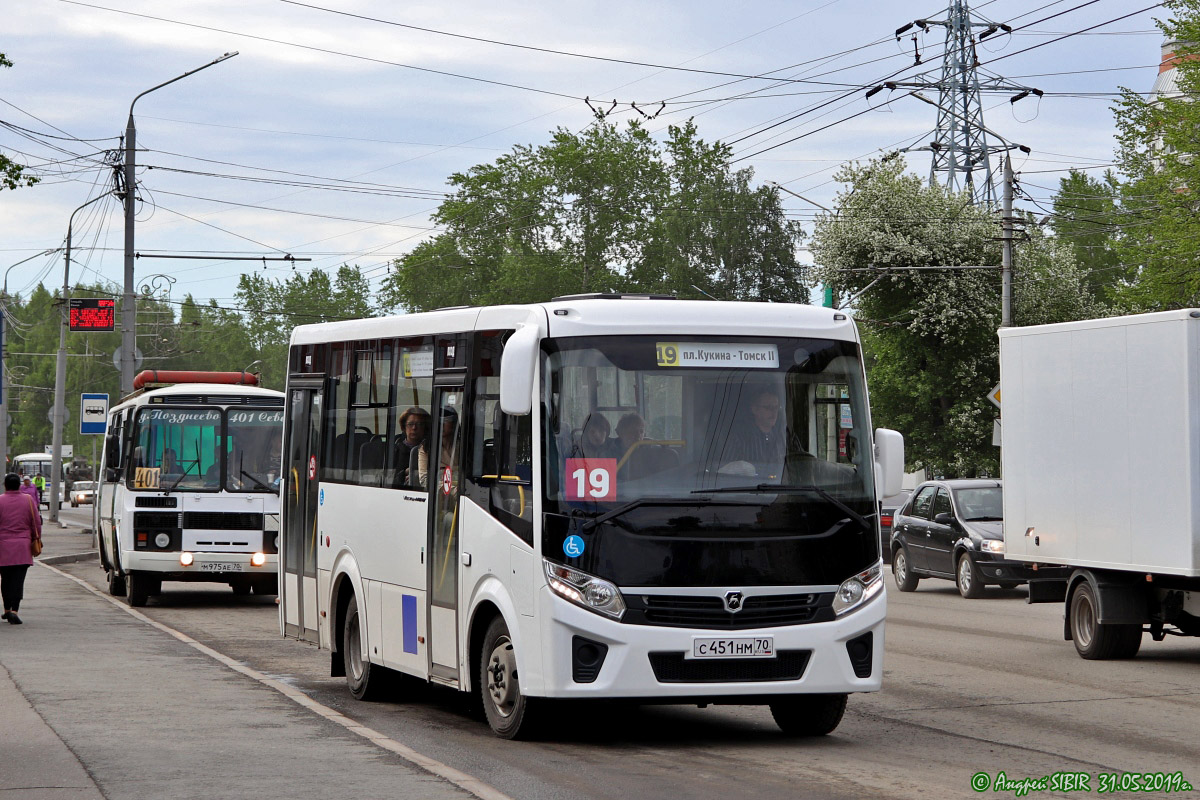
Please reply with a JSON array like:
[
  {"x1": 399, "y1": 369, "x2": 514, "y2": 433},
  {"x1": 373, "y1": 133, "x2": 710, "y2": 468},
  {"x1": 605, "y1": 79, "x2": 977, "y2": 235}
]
[
  {"x1": 343, "y1": 594, "x2": 386, "y2": 700},
  {"x1": 892, "y1": 545, "x2": 919, "y2": 592},
  {"x1": 126, "y1": 571, "x2": 151, "y2": 607},
  {"x1": 1069, "y1": 582, "x2": 1142, "y2": 660},
  {"x1": 956, "y1": 553, "x2": 985, "y2": 599},
  {"x1": 769, "y1": 693, "x2": 848, "y2": 736},
  {"x1": 480, "y1": 616, "x2": 541, "y2": 739}
]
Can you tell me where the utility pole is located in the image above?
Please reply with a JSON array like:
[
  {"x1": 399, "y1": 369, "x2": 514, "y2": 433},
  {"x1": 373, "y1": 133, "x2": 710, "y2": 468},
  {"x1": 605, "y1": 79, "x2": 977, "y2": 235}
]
[
  {"x1": 51, "y1": 192, "x2": 113, "y2": 525},
  {"x1": 1, "y1": 250, "x2": 60, "y2": 470},
  {"x1": 1000, "y1": 155, "x2": 1013, "y2": 328},
  {"x1": 121, "y1": 52, "x2": 238, "y2": 396}
]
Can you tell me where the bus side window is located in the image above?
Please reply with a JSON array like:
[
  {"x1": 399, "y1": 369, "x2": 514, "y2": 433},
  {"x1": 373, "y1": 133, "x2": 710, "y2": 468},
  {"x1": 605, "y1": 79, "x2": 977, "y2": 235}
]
[{"x1": 471, "y1": 330, "x2": 532, "y2": 544}]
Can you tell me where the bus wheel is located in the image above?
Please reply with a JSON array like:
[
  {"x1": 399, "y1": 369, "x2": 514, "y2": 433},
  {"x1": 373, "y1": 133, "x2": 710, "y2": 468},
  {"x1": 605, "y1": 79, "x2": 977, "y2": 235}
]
[
  {"x1": 480, "y1": 617, "x2": 540, "y2": 739},
  {"x1": 343, "y1": 594, "x2": 384, "y2": 700},
  {"x1": 126, "y1": 571, "x2": 151, "y2": 607},
  {"x1": 769, "y1": 693, "x2": 848, "y2": 737},
  {"x1": 1069, "y1": 582, "x2": 1142, "y2": 660}
]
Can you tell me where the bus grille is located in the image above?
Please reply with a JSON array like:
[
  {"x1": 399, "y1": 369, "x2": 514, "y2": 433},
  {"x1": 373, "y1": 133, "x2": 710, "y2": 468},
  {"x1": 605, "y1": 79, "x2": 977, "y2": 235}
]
[
  {"x1": 648, "y1": 650, "x2": 810, "y2": 683},
  {"x1": 624, "y1": 593, "x2": 834, "y2": 630},
  {"x1": 183, "y1": 512, "x2": 263, "y2": 530},
  {"x1": 134, "y1": 512, "x2": 181, "y2": 529},
  {"x1": 135, "y1": 496, "x2": 178, "y2": 508}
]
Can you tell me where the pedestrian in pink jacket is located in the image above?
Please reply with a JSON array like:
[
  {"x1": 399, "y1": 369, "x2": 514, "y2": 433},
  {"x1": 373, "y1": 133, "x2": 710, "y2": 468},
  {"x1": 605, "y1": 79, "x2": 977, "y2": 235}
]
[
  {"x1": 19, "y1": 476, "x2": 39, "y2": 506},
  {"x1": 0, "y1": 472, "x2": 43, "y2": 624}
]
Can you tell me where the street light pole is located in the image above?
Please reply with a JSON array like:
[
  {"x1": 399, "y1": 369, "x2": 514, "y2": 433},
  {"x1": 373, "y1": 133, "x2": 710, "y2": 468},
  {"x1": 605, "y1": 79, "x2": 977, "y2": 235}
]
[
  {"x1": 121, "y1": 51, "x2": 239, "y2": 396},
  {"x1": 2, "y1": 249, "x2": 61, "y2": 470},
  {"x1": 50, "y1": 192, "x2": 114, "y2": 525}
]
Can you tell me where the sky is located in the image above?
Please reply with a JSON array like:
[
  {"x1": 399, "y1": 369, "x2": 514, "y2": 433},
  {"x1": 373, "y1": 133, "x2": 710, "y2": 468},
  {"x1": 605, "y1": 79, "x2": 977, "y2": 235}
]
[{"x1": 0, "y1": 0, "x2": 1168, "y2": 314}]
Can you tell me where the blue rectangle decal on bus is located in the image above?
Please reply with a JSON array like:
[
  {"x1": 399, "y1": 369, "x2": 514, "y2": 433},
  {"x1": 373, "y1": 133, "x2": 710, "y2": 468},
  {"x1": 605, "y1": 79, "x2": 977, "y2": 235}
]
[{"x1": 402, "y1": 594, "x2": 418, "y2": 654}]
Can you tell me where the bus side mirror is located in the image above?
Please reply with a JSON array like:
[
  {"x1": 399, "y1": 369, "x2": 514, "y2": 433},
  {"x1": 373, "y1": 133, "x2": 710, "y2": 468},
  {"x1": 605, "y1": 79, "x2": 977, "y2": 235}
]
[
  {"x1": 499, "y1": 325, "x2": 540, "y2": 416},
  {"x1": 105, "y1": 467, "x2": 120, "y2": 483},
  {"x1": 874, "y1": 428, "x2": 904, "y2": 497}
]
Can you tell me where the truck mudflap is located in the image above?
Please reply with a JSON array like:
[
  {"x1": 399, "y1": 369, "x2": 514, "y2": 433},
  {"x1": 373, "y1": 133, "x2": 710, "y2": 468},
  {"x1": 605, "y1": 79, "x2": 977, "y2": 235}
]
[
  {"x1": 1063, "y1": 570, "x2": 1150, "y2": 641},
  {"x1": 1026, "y1": 579, "x2": 1067, "y2": 604}
]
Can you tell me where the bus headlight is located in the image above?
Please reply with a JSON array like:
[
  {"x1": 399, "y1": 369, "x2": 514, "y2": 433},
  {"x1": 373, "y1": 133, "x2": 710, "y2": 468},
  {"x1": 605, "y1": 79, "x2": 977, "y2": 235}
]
[
  {"x1": 180, "y1": 552, "x2": 194, "y2": 567},
  {"x1": 251, "y1": 552, "x2": 267, "y2": 567},
  {"x1": 154, "y1": 533, "x2": 171, "y2": 548},
  {"x1": 543, "y1": 559, "x2": 625, "y2": 620},
  {"x1": 832, "y1": 562, "x2": 884, "y2": 617}
]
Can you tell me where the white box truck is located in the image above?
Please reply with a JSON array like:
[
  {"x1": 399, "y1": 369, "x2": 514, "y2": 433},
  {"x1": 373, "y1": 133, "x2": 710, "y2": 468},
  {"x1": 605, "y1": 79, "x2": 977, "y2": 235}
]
[{"x1": 999, "y1": 310, "x2": 1200, "y2": 659}]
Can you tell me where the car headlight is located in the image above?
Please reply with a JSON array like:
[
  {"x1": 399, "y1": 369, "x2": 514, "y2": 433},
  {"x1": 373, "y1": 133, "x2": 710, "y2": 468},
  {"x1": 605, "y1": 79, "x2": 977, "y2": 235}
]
[
  {"x1": 543, "y1": 559, "x2": 625, "y2": 620},
  {"x1": 979, "y1": 539, "x2": 1005, "y2": 554},
  {"x1": 832, "y1": 562, "x2": 884, "y2": 617}
]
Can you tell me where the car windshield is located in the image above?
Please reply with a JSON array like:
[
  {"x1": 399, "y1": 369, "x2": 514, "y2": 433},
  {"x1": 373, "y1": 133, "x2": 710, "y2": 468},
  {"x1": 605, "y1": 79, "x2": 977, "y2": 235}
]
[
  {"x1": 540, "y1": 335, "x2": 879, "y2": 586},
  {"x1": 954, "y1": 486, "x2": 1003, "y2": 520},
  {"x1": 74, "y1": 482, "x2": 95, "y2": 491}
]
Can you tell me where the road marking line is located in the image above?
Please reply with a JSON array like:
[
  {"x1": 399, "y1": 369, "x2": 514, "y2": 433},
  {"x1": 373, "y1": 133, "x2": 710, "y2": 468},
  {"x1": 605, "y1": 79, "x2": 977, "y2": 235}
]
[{"x1": 38, "y1": 562, "x2": 514, "y2": 800}]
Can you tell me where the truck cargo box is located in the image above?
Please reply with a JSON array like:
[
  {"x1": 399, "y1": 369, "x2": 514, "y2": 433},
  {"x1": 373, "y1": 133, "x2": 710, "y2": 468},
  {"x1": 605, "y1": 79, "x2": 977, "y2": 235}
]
[{"x1": 999, "y1": 310, "x2": 1200, "y2": 577}]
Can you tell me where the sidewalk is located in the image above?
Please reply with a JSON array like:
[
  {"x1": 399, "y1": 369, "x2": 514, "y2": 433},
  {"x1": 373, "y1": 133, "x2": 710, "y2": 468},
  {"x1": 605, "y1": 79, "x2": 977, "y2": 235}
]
[{"x1": 1, "y1": 515, "x2": 473, "y2": 800}]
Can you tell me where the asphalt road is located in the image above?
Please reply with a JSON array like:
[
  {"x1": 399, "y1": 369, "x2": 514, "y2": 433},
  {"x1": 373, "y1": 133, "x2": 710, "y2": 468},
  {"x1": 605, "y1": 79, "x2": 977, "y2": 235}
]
[{"x1": 45, "y1": 543, "x2": 1200, "y2": 800}]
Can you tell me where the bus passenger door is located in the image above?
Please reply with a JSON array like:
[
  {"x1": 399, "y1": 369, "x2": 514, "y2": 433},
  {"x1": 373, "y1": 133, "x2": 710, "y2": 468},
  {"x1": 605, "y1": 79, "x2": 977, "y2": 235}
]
[
  {"x1": 428, "y1": 382, "x2": 465, "y2": 682},
  {"x1": 283, "y1": 383, "x2": 322, "y2": 643}
]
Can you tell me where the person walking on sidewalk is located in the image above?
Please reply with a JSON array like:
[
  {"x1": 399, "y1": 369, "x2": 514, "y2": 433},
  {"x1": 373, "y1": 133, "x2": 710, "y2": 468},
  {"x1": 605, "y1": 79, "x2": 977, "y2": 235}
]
[
  {"x1": 19, "y1": 476, "x2": 39, "y2": 506},
  {"x1": 0, "y1": 473, "x2": 43, "y2": 625}
]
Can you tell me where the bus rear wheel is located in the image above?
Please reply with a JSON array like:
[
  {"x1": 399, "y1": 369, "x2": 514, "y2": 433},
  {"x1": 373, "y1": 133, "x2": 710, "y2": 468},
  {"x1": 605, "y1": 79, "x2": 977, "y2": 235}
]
[
  {"x1": 479, "y1": 617, "x2": 541, "y2": 739},
  {"x1": 769, "y1": 693, "x2": 848, "y2": 737},
  {"x1": 343, "y1": 594, "x2": 385, "y2": 700}
]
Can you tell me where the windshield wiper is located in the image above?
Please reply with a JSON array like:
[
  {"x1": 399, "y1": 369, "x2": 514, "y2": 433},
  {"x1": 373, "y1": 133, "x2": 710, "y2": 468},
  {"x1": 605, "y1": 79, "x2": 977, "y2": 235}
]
[
  {"x1": 160, "y1": 471, "x2": 188, "y2": 495},
  {"x1": 240, "y1": 469, "x2": 277, "y2": 494},
  {"x1": 691, "y1": 483, "x2": 873, "y2": 534},
  {"x1": 580, "y1": 497, "x2": 717, "y2": 532}
]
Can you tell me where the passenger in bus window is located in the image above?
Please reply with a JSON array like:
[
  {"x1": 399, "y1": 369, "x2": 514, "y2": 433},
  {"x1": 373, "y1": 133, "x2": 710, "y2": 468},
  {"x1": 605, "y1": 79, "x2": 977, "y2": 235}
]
[
  {"x1": 393, "y1": 407, "x2": 429, "y2": 488},
  {"x1": 417, "y1": 407, "x2": 457, "y2": 489},
  {"x1": 572, "y1": 412, "x2": 616, "y2": 459},
  {"x1": 162, "y1": 448, "x2": 179, "y2": 474},
  {"x1": 617, "y1": 412, "x2": 678, "y2": 479}
]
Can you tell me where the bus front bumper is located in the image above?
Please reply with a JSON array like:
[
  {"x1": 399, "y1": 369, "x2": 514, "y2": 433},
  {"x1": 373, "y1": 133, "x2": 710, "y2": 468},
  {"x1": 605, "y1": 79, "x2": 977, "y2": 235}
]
[
  {"x1": 533, "y1": 584, "x2": 886, "y2": 699},
  {"x1": 122, "y1": 551, "x2": 278, "y2": 577}
]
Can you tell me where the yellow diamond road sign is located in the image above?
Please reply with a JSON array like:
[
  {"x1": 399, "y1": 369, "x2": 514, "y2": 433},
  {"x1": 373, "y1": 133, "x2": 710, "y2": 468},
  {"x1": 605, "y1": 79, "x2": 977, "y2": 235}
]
[{"x1": 988, "y1": 383, "x2": 1001, "y2": 409}]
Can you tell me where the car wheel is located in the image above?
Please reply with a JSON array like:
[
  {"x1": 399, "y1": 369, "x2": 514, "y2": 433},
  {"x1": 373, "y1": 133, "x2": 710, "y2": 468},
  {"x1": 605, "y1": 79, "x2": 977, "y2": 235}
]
[
  {"x1": 71, "y1": 500, "x2": 78, "y2": 508},
  {"x1": 892, "y1": 544, "x2": 920, "y2": 592},
  {"x1": 769, "y1": 693, "x2": 848, "y2": 736},
  {"x1": 956, "y1": 553, "x2": 985, "y2": 599},
  {"x1": 1069, "y1": 582, "x2": 1142, "y2": 660},
  {"x1": 343, "y1": 594, "x2": 386, "y2": 700},
  {"x1": 480, "y1": 616, "x2": 542, "y2": 739}
]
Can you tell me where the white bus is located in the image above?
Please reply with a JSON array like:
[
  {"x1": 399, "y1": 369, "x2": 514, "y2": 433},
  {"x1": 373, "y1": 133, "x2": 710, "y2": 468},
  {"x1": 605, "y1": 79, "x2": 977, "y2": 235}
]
[
  {"x1": 96, "y1": 371, "x2": 285, "y2": 606},
  {"x1": 12, "y1": 452, "x2": 66, "y2": 508},
  {"x1": 280, "y1": 296, "x2": 903, "y2": 738}
]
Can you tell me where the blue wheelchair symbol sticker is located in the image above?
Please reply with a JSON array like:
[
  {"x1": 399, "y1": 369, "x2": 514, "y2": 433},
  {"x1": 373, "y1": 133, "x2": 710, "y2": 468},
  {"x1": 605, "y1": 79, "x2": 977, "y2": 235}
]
[{"x1": 563, "y1": 535, "x2": 585, "y2": 558}]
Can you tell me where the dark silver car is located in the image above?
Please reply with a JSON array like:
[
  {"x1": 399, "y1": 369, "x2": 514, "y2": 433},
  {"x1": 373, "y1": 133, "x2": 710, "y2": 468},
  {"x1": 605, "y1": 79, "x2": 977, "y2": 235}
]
[{"x1": 889, "y1": 479, "x2": 1032, "y2": 598}]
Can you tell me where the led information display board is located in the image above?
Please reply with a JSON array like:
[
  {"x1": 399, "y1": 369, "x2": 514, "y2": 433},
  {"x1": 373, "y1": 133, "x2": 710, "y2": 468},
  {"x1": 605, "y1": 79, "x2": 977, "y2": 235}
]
[{"x1": 69, "y1": 298, "x2": 116, "y2": 332}]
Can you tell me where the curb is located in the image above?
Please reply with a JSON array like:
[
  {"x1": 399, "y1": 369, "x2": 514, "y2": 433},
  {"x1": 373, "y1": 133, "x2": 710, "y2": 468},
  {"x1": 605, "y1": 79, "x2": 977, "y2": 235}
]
[{"x1": 40, "y1": 551, "x2": 99, "y2": 566}]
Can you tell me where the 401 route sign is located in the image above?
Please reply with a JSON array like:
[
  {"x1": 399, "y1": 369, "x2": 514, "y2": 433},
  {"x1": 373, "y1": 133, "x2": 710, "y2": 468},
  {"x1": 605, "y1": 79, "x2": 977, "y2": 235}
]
[{"x1": 69, "y1": 298, "x2": 116, "y2": 332}]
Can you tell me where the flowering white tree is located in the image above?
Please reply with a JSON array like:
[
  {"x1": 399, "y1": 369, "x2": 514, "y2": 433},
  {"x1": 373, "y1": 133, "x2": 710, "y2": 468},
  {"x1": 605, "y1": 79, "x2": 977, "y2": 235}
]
[{"x1": 812, "y1": 158, "x2": 1105, "y2": 476}]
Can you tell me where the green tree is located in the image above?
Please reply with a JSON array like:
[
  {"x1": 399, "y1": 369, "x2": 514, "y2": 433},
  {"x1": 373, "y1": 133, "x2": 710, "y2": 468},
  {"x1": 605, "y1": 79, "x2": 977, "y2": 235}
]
[
  {"x1": 0, "y1": 54, "x2": 38, "y2": 190},
  {"x1": 811, "y1": 158, "x2": 1106, "y2": 477},
  {"x1": 1049, "y1": 169, "x2": 1128, "y2": 303},
  {"x1": 380, "y1": 120, "x2": 806, "y2": 311},
  {"x1": 235, "y1": 265, "x2": 375, "y2": 388},
  {"x1": 1112, "y1": 0, "x2": 1200, "y2": 307}
]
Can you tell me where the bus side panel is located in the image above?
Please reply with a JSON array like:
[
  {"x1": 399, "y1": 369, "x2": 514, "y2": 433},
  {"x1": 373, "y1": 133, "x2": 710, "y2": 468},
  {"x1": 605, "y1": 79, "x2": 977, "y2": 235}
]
[
  {"x1": 460, "y1": 499, "x2": 541, "y2": 694},
  {"x1": 380, "y1": 584, "x2": 427, "y2": 678},
  {"x1": 321, "y1": 484, "x2": 425, "y2": 589}
]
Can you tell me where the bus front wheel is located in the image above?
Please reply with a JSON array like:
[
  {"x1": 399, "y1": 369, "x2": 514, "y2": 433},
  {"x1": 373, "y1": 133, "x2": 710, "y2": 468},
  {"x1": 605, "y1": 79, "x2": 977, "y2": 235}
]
[
  {"x1": 479, "y1": 617, "x2": 541, "y2": 739},
  {"x1": 769, "y1": 693, "x2": 848, "y2": 736}
]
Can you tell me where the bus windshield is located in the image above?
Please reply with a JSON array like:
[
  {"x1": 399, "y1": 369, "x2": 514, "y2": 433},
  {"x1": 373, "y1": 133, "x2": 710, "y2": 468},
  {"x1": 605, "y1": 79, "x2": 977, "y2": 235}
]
[
  {"x1": 130, "y1": 407, "x2": 283, "y2": 493},
  {"x1": 542, "y1": 335, "x2": 879, "y2": 586}
]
